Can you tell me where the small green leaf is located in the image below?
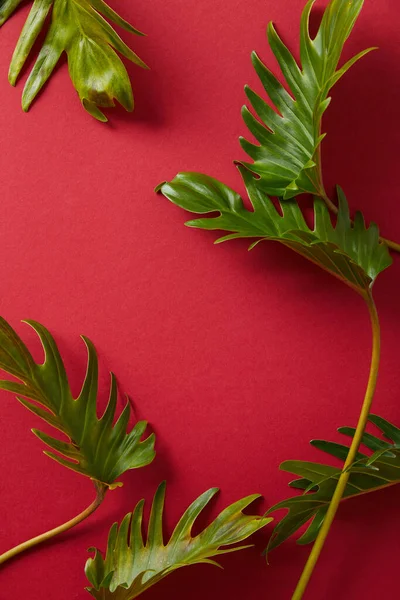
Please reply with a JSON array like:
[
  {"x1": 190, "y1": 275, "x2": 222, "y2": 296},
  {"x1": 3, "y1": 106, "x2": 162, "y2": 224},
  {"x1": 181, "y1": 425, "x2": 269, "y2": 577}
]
[
  {"x1": 239, "y1": 0, "x2": 375, "y2": 198},
  {"x1": 68, "y1": 37, "x2": 134, "y2": 116},
  {"x1": 266, "y1": 414, "x2": 400, "y2": 552},
  {"x1": 158, "y1": 167, "x2": 391, "y2": 294},
  {"x1": 0, "y1": 317, "x2": 155, "y2": 486},
  {"x1": 85, "y1": 482, "x2": 271, "y2": 599},
  {"x1": 4, "y1": 0, "x2": 147, "y2": 120}
]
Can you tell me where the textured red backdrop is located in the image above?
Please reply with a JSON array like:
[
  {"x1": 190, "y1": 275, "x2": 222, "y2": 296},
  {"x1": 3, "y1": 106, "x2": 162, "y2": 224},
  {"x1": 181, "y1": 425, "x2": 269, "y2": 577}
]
[{"x1": 1, "y1": 0, "x2": 399, "y2": 598}]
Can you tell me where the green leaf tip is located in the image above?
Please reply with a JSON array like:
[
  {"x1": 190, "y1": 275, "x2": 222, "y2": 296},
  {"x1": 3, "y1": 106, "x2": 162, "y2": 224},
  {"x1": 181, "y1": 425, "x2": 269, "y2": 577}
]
[
  {"x1": 154, "y1": 181, "x2": 167, "y2": 194},
  {"x1": 85, "y1": 482, "x2": 271, "y2": 599},
  {"x1": 0, "y1": 316, "x2": 156, "y2": 485},
  {"x1": 240, "y1": 0, "x2": 371, "y2": 199},
  {"x1": 266, "y1": 413, "x2": 400, "y2": 553},
  {"x1": 3, "y1": 0, "x2": 147, "y2": 120},
  {"x1": 158, "y1": 168, "x2": 391, "y2": 293}
]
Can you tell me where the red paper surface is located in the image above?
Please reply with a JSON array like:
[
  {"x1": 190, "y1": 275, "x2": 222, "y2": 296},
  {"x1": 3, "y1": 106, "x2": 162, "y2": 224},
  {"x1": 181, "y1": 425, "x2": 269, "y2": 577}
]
[{"x1": 1, "y1": 0, "x2": 399, "y2": 598}]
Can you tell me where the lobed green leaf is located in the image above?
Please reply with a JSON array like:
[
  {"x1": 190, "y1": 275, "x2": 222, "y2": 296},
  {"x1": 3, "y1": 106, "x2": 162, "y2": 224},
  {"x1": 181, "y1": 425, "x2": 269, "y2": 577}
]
[
  {"x1": 4, "y1": 0, "x2": 147, "y2": 120},
  {"x1": 158, "y1": 167, "x2": 391, "y2": 293},
  {"x1": 266, "y1": 414, "x2": 400, "y2": 552},
  {"x1": 85, "y1": 482, "x2": 271, "y2": 599},
  {"x1": 0, "y1": 317, "x2": 155, "y2": 486},
  {"x1": 239, "y1": 0, "x2": 375, "y2": 199}
]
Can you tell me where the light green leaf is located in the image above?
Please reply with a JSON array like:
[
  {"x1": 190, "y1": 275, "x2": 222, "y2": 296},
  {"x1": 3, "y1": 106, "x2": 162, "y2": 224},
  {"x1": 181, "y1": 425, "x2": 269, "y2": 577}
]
[
  {"x1": 0, "y1": 317, "x2": 155, "y2": 486},
  {"x1": 0, "y1": 0, "x2": 23, "y2": 26},
  {"x1": 7, "y1": 0, "x2": 53, "y2": 86},
  {"x1": 4, "y1": 0, "x2": 147, "y2": 121},
  {"x1": 239, "y1": 0, "x2": 375, "y2": 198},
  {"x1": 158, "y1": 167, "x2": 391, "y2": 294},
  {"x1": 266, "y1": 414, "x2": 400, "y2": 552},
  {"x1": 85, "y1": 482, "x2": 271, "y2": 599}
]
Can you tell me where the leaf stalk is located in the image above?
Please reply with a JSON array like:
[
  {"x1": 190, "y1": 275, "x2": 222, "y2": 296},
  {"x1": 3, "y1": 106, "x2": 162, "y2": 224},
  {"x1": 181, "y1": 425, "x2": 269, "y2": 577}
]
[
  {"x1": 292, "y1": 290, "x2": 380, "y2": 599},
  {"x1": 0, "y1": 480, "x2": 107, "y2": 566}
]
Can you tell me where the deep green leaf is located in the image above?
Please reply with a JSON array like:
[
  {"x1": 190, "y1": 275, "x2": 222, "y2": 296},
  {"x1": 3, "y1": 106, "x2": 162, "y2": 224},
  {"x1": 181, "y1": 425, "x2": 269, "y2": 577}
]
[
  {"x1": 85, "y1": 482, "x2": 271, "y2": 599},
  {"x1": 267, "y1": 414, "x2": 400, "y2": 552},
  {"x1": 0, "y1": 317, "x2": 155, "y2": 486},
  {"x1": 158, "y1": 168, "x2": 391, "y2": 293},
  {"x1": 4, "y1": 0, "x2": 147, "y2": 120},
  {"x1": 239, "y1": 0, "x2": 375, "y2": 198}
]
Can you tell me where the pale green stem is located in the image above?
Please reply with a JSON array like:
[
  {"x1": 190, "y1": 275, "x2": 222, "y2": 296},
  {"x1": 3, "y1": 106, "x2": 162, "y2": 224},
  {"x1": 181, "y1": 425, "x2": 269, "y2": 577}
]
[
  {"x1": 378, "y1": 236, "x2": 400, "y2": 254},
  {"x1": 0, "y1": 481, "x2": 107, "y2": 566},
  {"x1": 292, "y1": 291, "x2": 380, "y2": 600}
]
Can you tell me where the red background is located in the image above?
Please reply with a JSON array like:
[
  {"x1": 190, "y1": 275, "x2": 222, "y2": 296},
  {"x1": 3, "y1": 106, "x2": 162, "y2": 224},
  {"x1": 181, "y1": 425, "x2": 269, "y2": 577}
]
[{"x1": 1, "y1": 0, "x2": 399, "y2": 598}]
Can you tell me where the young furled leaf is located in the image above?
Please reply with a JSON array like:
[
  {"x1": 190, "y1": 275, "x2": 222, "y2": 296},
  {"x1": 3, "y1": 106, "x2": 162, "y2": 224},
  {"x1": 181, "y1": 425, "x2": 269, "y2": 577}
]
[
  {"x1": 239, "y1": 0, "x2": 373, "y2": 199},
  {"x1": 85, "y1": 482, "x2": 271, "y2": 599},
  {"x1": 266, "y1": 414, "x2": 400, "y2": 553},
  {"x1": 0, "y1": 317, "x2": 155, "y2": 487},
  {"x1": 157, "y1": 167, "x2": 391, "y2": 295},
  {"x1": 1, "y1": 0, "x2": 147, "y2": 121}
]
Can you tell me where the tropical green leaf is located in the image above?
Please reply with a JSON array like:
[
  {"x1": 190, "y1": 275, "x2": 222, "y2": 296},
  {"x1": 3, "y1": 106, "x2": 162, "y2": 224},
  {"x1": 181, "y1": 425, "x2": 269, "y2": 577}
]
[
  {"x1": 157, "y1": 167, "x2": 391, "y2": 294},
  {"x1": 266, "y1": 414, "x2": 400, "y2": 552},
  {"x1": 239, "y1": 0, "x2": 374, "y2": 199},
  {"x1": 85, "y1": 482, "x2": 271, "y2": 599},
  {"x1": 1, "y1": 0, "x2": 147, "y2": 121},
  {"x1": 0, "y1": 317, "x2": 155, "y2": 486}
]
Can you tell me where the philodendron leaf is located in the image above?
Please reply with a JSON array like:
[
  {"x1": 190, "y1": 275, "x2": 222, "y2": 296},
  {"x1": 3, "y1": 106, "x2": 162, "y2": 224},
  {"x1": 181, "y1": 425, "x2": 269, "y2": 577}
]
[
  {"x1": 1, "y1": 0, "x2": 147, "y2": 121},
  {"x1": 158, "y1": 168, "x2": 391, "y2": 294},
  {"x1": 0, "y1": 317, "x2": 155, "y2": 487},
  {"x1": 267, "y1": 414, "x2": 400, "y2": 552},
  {"x1": 85, "y1": 482, "x2": 271, "y2": 599},
  {"x1": 239, "y1": 0, "x2": 374, "y2": 199}
]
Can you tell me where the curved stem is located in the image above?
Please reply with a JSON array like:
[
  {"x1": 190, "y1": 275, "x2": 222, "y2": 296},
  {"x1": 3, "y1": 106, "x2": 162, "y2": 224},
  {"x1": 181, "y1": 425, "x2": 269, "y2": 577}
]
[
  {"x1": 378, "y1": 236, "x2": 400, "y2": 254},
  {"x1": 292, "y1": 291, "x2": 380, "y2": 600},
  {"x1": 319, "y1": 191, "x2": 339, "y2": 215},
  {"x1": 0, "y1": 481, "x2": 107, "y2": 566}
]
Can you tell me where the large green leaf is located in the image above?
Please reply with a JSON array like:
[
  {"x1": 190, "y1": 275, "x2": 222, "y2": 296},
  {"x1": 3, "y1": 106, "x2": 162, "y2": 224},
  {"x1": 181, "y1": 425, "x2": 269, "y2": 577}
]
[
  {"x1": 158, "y1": 167, "x2": 391, "y2": 294},
  {"x1": 239, "y1": 0, "x2": 374, "y2": 199},
  {"x1": 85, "y1": 482, "x2": 271, "y2": 599},
  {"x1": 267, "y1": 414, "x2": 400, "y2": 552},
  {"x1": 0, "y1": 0, "x2": 147, "y2": 121},
  {"x1": 0, "y1": 317, "x2": 155, "y2": 486}
]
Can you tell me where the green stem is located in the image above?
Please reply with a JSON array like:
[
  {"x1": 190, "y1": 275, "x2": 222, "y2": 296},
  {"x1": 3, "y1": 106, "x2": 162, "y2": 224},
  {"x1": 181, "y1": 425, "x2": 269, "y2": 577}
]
[
  {"x1": 376, "y1": 236, "x2": 400, "y2": 254},
  {"x1": 0, "y1": 481, "x2": 107, "y2": 566},
  {"x1": 292, "y1": 291, "x2": 380, "y2": 600}
]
